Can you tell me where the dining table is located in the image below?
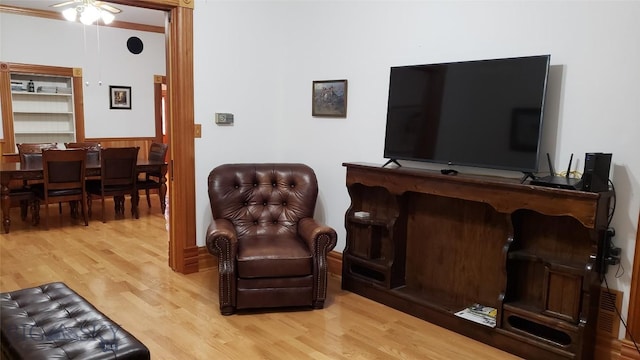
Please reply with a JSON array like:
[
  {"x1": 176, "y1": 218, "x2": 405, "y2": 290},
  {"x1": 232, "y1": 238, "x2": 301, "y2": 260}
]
[{"x1": 0, "y1": 159, "x2": 168, "y2": 233}]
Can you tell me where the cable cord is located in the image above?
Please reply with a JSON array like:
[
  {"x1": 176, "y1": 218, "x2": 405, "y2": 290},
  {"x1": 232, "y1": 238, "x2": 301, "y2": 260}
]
[
  {"x1": 608, "y1": 179, "x2": 616, "y2": 227},
  {"x1": 602, "y1": 275, "x2": 640, "y2": 354}
]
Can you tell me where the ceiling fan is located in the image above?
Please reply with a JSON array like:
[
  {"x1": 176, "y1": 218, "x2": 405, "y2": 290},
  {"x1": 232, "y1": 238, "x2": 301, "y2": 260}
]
[{"x1": 51, "y1": 0, "x2": 121, "y2": 25}]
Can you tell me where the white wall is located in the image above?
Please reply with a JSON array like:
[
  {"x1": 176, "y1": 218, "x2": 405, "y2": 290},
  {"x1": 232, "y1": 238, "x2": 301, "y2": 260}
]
[
  {"x1": 193, "y1": 0, "x2": 640, "y2": 335},
  {"x1": 0, "y1": 14, "x2": 165, "y2": 138}
]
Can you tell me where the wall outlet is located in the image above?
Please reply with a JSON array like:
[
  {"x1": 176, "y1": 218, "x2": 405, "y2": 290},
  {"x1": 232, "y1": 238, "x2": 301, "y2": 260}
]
[{"x1": 215, "y1": 113, "x2": 234, "y2": 125}]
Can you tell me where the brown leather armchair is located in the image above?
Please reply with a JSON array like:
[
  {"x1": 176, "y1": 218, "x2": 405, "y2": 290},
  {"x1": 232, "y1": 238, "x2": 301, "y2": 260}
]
[{"x1": 206, "y1": 163, "x2": 337, "y2": 315}]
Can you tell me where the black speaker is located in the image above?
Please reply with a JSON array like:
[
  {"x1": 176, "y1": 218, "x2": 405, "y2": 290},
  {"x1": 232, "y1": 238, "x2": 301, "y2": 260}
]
[
  {"x1": 581, "y1": 153, "x2": 612, "y2": 192},
  {"x1": 127, "y1": 37, "x2": 144, "y2": 55}
]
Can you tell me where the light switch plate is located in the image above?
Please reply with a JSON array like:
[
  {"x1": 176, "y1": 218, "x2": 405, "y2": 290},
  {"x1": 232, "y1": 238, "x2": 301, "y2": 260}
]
[
  {"x1": 215, "y1": 113, "x2": 234, "y2": 125},
  {"x1": 194, "y1": 123, "x2": 202, "y2": 138}
]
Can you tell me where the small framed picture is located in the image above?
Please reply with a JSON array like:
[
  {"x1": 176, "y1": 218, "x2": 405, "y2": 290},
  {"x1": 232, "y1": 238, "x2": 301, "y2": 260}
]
[
  {"x1": 312, "y1": 80, "x2": 347, "y2": 117},
  {"x1": 109, "y1": 85, "x2": 132, "y2": 109}
]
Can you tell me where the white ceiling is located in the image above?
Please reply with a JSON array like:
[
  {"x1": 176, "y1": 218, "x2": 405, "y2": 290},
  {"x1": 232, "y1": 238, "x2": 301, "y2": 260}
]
[{"x1": 1, "y1": 0, "x2": 166, "y2": 27}]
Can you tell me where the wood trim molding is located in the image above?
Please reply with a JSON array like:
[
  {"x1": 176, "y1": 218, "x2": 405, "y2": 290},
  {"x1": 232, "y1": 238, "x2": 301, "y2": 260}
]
[
  {"x1": 164, "y1": 4, "x2": 196, "y2": 274},
  {"x1": 198, "y1": 247, "x2": 216, "y2": 270},
  {"x1": 182, "y1": 245, "x2": 200, "y2": 274},
  {"x1": 72, "y1": 74, "x2": 86, "y2": 143},
  {"x1": 180, "y1": 0, "x2": 195, "y2": 9},
  {"x1": 0, "y1": 63, "x2": 14, "y2": 148},
  {"x1": 0, "y1": 5, "x2": 164, "y2": 34},
  {"x1": 153, "y1": 75, "x2": 165, "y2": 142},
  {"x1": 327, "y1": 250, "x2": 342, "y2": 277}
]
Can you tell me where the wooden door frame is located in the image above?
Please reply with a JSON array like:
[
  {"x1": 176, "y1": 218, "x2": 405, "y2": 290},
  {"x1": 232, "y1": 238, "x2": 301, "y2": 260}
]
[
  {"x1": 622, "y1": 210, "x2": 640, "y2": 359},
  {"x1": 153, "y1": 75, "x2": 165, "y2": 144},
  {"x1": 110, "y1": 0, "x2": 197, "y2": 274}
]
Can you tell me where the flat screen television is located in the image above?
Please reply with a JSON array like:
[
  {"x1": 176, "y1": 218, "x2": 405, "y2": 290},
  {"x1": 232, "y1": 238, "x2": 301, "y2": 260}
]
[{"x1": 383, "y1": 55, "x2": 550, "y2": 174}]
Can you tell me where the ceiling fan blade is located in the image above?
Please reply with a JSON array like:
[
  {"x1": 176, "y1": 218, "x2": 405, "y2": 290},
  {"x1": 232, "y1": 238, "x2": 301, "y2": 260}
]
[
  {"x1": 95, "y1": 2, "x2": 122, "y2": 14},
  {"x1": 50, "y1": 0, "x2": 79, "y2": 8}
]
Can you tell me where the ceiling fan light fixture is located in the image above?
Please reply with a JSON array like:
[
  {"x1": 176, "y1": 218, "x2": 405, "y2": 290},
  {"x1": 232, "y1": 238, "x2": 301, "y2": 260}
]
[
  {"x1": 79, "y1": 4, "x2": 100, "y2": 25},
  {"x1": 57, "y1": 0, "x2": 119, "y2": 25},
  {"x1": 62, "y1": 7, "x2": 77, "y2": 21},
  {"x1": 101, "y1": 11, "x2": 115, "y2": 25}
]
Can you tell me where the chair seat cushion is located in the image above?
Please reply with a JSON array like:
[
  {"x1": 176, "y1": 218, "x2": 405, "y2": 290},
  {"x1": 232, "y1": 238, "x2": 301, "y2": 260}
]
[
  {"x1": 86, "y1": 180, "x2": 134, "y2": 194},
  {"x1": 31, "y1": 184, "x2": 82, "y2": 198},
  {"x1": 136, "y1": 179, "x2": 160, "y2": 189},
  {"x1": 237, "y1": 235, "x2": 312, "y2": 278},
  {"x1": 8, "y1": 188, "x2": 36, "y2": 202}
]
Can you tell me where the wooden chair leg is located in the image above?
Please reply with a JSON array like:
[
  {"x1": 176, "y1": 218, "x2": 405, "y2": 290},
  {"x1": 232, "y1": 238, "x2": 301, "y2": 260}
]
[
  {"x1": 69, "y1": 201, "x2": 77, "y2": 219},
  {"x1": 81, "y1": 198, "x2": 88, "y2": 226},
  {"x1": 31, "y1": 200, "x2": 40, "y2": 226},
  {"x1": 146, "y1": 189, "x2": 151, "y2": 208},
  {"x1": 101, "y1": 196, "x2": 106, "y2": 223},
  {"x1": 114, "y1": 196, "x2": 125, "y2": 215},
  {"x1": 20, "y1": 200, "x2": 28, "y2": 221},
  {"x1": 131, "y1": 192, "x2": 140, "y2": 219},
  {"x1": 44, "y1": 200, "x2": 50, "y2": 230}
]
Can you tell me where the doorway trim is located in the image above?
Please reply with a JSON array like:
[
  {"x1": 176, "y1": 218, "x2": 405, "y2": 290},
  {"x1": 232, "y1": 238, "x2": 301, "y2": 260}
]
[{"x1": 112, "y1": 0, "x2": 198, "y2": 273}]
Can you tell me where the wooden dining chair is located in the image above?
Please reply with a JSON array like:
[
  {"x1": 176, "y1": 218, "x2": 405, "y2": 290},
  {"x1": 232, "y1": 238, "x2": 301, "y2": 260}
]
[
  {"x1": 137, "y1": 142, "x2": 168, "y2": 213},
  {"x1": 7, "y1": 187, "x2": 40, "y2": 226},
  {"x1": 17, "y1": 143, "x2": 59, "y2": 168},
  {"x1": 64, "y1": 142, "x2": 101, "y2": 164},
  {"x1": 13, "y1": 143, "x2": 59, "y2": 223},
  {"x1": 33, "y1": 148, "x2": 88, "y2": 229},
  {"x1": 87, "y1": 147, "x2": 140, "y2": 223},
  {"x1": 63, "y1": 142, "x2": 102, "y2": 213}
]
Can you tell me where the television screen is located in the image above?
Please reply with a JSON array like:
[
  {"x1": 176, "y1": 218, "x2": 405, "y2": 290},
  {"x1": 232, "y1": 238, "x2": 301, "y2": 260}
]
[{"x1": 383, "y1": 55, "x2": 550, "y2": 173}]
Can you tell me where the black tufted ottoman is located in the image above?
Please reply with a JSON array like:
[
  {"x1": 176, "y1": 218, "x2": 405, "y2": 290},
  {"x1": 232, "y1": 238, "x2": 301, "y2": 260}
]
[{"x1": 1, "y1": 282, "x2": 150, "y2": 360}]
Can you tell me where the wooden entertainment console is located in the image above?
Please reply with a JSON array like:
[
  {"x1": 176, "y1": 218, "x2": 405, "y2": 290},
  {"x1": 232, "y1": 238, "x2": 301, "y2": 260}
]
[{"x1": 341, "y1": 162, "x2": 612, "y2": 360}]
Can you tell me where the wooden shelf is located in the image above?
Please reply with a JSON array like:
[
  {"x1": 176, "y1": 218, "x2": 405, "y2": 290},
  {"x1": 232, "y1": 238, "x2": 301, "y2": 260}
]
[
  {"x1": 508, "y1": 250, "x2": 589, "y2": 274},
  {"x1": 347, "y1": 216, "x2": 392, "y2": 227},
  {"x1": 341, "y1": 162, "x2": 611, "y2": 360},
  {"x1": 14, "y1": 131, "x2": 75, "y2": 135},
  {"x1": 13, "y1": 111, "x2": 73, "y2": 115},
  {"x1": 7, "y1": 69, "x2": 78, "y2": 148},
  {"x1": 12, "y1": 91, "x2": 72, "y2": 97}
]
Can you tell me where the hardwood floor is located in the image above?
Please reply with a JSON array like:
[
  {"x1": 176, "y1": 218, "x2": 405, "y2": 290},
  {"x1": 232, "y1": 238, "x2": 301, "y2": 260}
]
[{"x1": 1, "y1": 200, "x2": 521, "y2": 359}]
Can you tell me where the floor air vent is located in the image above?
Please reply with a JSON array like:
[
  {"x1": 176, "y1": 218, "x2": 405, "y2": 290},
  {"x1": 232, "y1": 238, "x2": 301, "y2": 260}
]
[{"x1": 597, "y1": 287, "x2": 622, "y2": 337}]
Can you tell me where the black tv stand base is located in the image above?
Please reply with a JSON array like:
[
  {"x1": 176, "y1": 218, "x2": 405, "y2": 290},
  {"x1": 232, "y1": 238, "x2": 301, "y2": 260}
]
[
  {"x1": 521, "y1": 172, "x2": 536, "y2": 184},
  {"x1": 382, "y1": 159, "x2": 401, "y2": 168}
]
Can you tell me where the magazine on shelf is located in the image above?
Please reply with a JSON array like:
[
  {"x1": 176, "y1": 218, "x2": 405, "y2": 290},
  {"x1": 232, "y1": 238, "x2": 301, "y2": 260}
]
[{"x1": 454, "y1": 303, "x2": 497, "y2": 328}]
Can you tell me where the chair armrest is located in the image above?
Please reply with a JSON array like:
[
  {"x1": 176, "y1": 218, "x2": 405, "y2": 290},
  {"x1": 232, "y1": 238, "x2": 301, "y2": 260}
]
[
  {"x1": 205, "y1": 218, "x2": 238, "y2": 315},
  {"x1": 298, "y1": 217, "x2": 337, "y2": 255},
  {"x1": 205, "y1": 218, "x2": 238, "y2": 259}
]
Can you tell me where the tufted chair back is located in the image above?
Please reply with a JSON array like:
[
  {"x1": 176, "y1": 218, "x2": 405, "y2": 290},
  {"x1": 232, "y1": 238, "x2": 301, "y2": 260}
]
[
  {"x1": 208, "y1": 163, "x2": 318, "y2": 239},
  {"x1": 206, "y1": 163, "x2": 337, "y2": 315}
]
